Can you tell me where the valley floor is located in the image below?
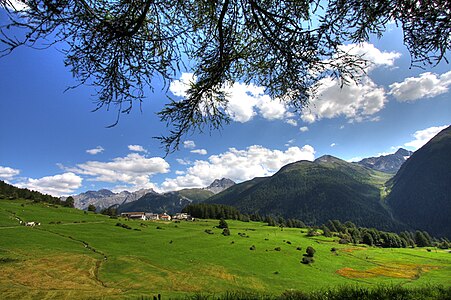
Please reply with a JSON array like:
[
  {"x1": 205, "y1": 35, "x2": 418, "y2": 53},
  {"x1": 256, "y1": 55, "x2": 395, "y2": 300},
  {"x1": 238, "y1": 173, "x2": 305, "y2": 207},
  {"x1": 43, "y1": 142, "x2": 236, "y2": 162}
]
[{"x1": 0, "y1": 200, "x2": 450, "y2": 299}]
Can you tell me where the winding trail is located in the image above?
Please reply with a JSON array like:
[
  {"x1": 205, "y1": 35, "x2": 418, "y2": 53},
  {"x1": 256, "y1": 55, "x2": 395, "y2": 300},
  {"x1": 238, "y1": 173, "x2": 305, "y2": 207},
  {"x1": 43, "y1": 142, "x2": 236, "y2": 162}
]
[{"x1": 35, "y1": 227, "x2": 108, "y2": 288}]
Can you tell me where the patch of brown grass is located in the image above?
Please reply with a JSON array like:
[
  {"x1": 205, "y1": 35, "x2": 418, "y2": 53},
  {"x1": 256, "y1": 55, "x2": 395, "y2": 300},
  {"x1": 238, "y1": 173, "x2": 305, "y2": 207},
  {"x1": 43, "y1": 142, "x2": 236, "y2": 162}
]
[
  {"x1": 336, "y1": 263, "x2": 439, "y2": 279},
  {"x1": 0, "y1": 253, "x2": 120, "y2": 299}
]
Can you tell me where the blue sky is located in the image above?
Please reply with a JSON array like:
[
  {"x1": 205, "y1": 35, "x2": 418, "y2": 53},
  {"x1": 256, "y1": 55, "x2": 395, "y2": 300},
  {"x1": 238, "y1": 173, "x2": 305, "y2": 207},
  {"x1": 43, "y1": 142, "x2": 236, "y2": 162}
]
[{"x1": 0, "y1": 23, "x2": 450, "y2": 196}]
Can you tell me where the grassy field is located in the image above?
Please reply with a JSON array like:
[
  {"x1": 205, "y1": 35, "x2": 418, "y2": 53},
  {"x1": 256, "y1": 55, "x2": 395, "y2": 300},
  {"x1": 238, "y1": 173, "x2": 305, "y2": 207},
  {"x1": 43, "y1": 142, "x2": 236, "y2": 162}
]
[{"x1": 0, "y1": 199, "x2": 450, "y2": 299}]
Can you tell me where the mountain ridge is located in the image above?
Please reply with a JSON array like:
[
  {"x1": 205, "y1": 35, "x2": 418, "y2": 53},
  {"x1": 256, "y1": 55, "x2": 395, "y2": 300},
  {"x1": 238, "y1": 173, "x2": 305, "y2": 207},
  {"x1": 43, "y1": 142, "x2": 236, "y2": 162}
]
[{"x1": 357, "y1": 148, "x2": 413, "y2": 174}]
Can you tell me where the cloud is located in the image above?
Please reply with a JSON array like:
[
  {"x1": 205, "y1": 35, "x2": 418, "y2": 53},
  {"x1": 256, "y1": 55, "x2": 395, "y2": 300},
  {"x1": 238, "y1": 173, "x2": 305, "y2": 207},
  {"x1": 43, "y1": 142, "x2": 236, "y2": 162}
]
[
  {"x1": 69, "y1": 153, "x2": 169, "y2": 191},
  {"x1": 389, "y1": 71, "x2": 451, "y2": 102},
  {"x1": 302, "y1": 77, "x2": 386, "y2": 123},
  {"x1": 284, "y1": 139, "x2": 296, "y2": 147},
  {"x1": 285, "y1": 119, "x2": 298, "y2": 126},
  {"x1": 17, "y1": 172, "x2": 82, "y2": 197},
  {"x1": 339, "y1": 42, "x2": 401, "y2": 71},
  {"x1": 191, "y1": 149, "x2": 208, "y2": 155},
  {"x1": 4, "y1": 0, "x2": 28, "y2": 11},
  {"x1": 176, "y1": 158, "x2": 192, "y2": 166},
  {"x1": 299, "y1": 126, "x2": 309, "y2": 132},
  {"x1": 86, "y1": 146, "x2": 104, "y2": 155},
  {"x1": 183, "y1": 140, "x2": 196, "y2": 149},
  {"x1": 0, "y1": 166, "x2": 20, "y2": 180},
  {"x1": 128, "y1": 145, "x2": 147, "y2": 153},
  {"x1": 330, "y1": 143, "x2": 336, "y2": 147},
  {"x1": 404, "y1": 125, "x2": 449, "y2": 150},
  {"x1": 161, "y1": 145, "x2": 315, "y2": 191},
  {"x1": 170, "y1": 74, "x2": 290, "y2": 123},
  {"x1": 169, "y1": 73, "x2": 195, "y2": 97}
]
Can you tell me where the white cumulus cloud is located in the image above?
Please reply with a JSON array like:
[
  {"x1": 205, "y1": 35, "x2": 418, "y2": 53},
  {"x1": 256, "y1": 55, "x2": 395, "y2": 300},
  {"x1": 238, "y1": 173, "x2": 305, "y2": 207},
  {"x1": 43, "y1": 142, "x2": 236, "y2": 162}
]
[
  {"x1": 17, "y1": 172, "x2": 82, "y2": 197},
  {"x1": 191, "y1": 149, "x2": 208, "y2": 155},
  {"x1": 389, "y1": 71, "x2": 451, "y2": 102},
  {"x1": 299, "y1": 126, "x2": 309, "y2": 132},
  {"x1": 169, "y1": 73, "x2": 195, "y2": 97},
  {"x1": 86, "y1": 146, "x2": 104, "y2": 155},
  {"x1": 285, "y1": 119, "x2": 298, "y2": 126},
  {"x1": 0, "y1": 166, "x2": 20, "y2": 180},
  {"x1": 404, "y1": 125, "x2": 449, "y2": 150},
  {"x1": 128, "y1": 145, "x2": 147, "y2": 153},
  {"x1": 170, "y1": 74, "x2": 290, "y2": 123},
  {"x1": 339, "y1": 42, "x2": 401, "y2": 71},
  {"x1": 183, "y1": 140, "x2": 196, "y2": 149},
  {"x1": 161, "y1": 145, "x2": 315, "y2": 191},
  {"x1": 302, "y1": 77, "x2": 386, "y2": 123},
  {"x1": 69, "y1": 153, "x2": 169, "y2": 191}
]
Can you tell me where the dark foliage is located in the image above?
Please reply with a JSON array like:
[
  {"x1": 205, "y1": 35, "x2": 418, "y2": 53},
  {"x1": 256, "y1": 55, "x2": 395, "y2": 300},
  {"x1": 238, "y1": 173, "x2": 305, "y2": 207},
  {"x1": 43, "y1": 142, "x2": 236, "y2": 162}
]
[
  {"x1": 1, "y1": 1, "x2": 449, "y2": 152},
  {"x1": 301, "y1": 257, "x2": 314, "y2": 265},
  {"x1": 305, "y1": 246, "x2": 316, "y2": 257},
  {"x1": 218, "y1": 218, "x2": 229, "y2": 229},
  {"x1": 0, "y1": 180, "x2": 70, "y2": 206},
  {"x1": 222, "y1": 228, "x2": 230, "y2": 236},
  {"x1": 323, "y1": 219, "x2": 443, "y2": 249}
]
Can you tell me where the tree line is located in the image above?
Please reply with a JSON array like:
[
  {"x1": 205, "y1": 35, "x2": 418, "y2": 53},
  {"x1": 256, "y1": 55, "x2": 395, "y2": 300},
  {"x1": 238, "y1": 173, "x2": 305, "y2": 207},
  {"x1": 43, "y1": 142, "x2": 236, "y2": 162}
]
[
  {"x1": 0, "y1": 180, "x2": 74, "y2": 207},
  {"x1": 182, "y1": 203, "x2": 450, "y2": 249}
]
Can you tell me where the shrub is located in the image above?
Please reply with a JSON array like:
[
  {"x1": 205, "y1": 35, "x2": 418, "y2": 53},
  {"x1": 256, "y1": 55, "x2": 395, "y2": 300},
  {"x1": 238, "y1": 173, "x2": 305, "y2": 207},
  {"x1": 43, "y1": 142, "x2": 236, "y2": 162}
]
[
  {"x1": 286, "y1": 241, "x2": 292, "y2": 244},
  {"x1": 222, "y1": 228, "x2": 231, "y2": 236},
  {"x1": 306, "y1": 246, "x2": 316, "y2": 257},
  {"x1": 218, "y1": 218, "x2": 228, "y2": 229},
  {"x1": 296, "y1": 247, "x2": 302, "y2": 251},
  {"x1": 249, "y1": 245, "x2": 256, "y2": 250},
  {"x1": 204, "y1": 229, "x2": 214, "y2": 234},
  {"x1": 274, "y1": 247, "x2": 281, "y2": 251},
  {"x1": 301, "y1": 256, "x2": 314, "y2": 264}
]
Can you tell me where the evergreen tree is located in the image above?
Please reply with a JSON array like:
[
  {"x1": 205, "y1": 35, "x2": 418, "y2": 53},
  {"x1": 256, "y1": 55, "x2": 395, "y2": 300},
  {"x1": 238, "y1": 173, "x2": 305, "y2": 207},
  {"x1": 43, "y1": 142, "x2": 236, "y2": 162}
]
[
  {"x1": 306, "y1": 246, "x2": 316, "y2": 257},
  {"x1": 415, "y1": 231, "x2": 431, "y2": 247},
  {"x1": 218, "y1": 218, "x2": 228, "y2": 229},
  {"x1": 362, "y1": 232, "x2": 374, "y2": 246},
  {"x1": 64, "y1": 196, "x2": 75, "y2": 208}
]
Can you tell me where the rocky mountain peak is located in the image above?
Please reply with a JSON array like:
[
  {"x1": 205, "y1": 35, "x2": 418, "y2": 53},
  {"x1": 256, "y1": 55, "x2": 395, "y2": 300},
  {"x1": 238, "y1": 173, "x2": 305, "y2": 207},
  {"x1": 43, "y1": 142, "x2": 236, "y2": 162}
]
[
  {"x1": 357, "y1": 148, "x2": 413, "y2": 174},
  {"x1": 204, "y1": 178, "x2": 236, "y2": 194}
]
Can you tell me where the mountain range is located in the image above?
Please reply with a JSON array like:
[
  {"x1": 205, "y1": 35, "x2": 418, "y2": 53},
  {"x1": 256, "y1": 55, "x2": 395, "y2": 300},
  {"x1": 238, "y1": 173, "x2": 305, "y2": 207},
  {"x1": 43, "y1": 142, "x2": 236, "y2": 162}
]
[
  {"x1": 67, "y1": 188, "x2": 156, "y2": 211},
  {"x1": 357, "y1": 148, "x2": 413, "y2": 173},
  {"x1": 207, "y1": 155, "x2": 403, "y2": 230},
  {"x1": 69, "y1": 178, "x2": 236, "y2": 214},
  {"x1": 4, "y1": 126, "x2": 450, "y2": 238}
]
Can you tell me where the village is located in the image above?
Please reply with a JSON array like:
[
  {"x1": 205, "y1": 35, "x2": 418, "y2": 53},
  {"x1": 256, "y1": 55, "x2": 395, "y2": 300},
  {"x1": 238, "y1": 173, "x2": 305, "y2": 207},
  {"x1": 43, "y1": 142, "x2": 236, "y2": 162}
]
[{"x1": 119, "y1": 212, "x2": 195, "y2": 222}]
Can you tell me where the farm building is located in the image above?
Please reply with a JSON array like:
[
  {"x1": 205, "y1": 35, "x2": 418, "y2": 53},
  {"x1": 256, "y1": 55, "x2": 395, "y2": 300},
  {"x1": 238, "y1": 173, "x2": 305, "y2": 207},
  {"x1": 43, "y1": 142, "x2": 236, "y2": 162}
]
[
  {"x1": 159, "y1": 213, "x2": 171, "y2": 221},
  {"x1": 145, "y1": 213, "x2": 160, "y2": 220},
  {"x1": 120, "y1": 212, "x2": 146, "y2": 220}
]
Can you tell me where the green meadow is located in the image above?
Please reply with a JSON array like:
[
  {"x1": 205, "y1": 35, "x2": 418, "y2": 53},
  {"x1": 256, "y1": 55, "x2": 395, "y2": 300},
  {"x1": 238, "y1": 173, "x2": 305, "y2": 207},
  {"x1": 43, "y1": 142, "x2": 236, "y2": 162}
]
[{"x1": 0, "y1": 200, "x2": 450, "y2": 299}]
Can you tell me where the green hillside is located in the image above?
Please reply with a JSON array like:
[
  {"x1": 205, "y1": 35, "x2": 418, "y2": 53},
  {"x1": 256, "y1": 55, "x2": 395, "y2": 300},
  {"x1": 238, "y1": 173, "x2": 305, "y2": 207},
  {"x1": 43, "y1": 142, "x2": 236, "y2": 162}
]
[
  {"x1": 1, "y1": 199, "x2": 449, "y2": 299},
  {"x1": 387, "y1": 126, "x2": 451, "y2": 238},
  {"x1": 208, "y1": 156, "x2": 398, "y2": 230}
]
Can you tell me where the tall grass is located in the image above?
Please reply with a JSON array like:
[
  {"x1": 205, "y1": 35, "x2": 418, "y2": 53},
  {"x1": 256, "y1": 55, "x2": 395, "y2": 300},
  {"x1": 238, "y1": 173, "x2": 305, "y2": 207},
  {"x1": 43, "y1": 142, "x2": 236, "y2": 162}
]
[{"x1": 180, "y1": 285, "x2": 451, "y2": 300}]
